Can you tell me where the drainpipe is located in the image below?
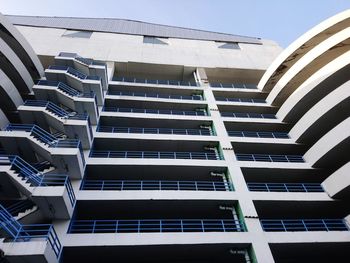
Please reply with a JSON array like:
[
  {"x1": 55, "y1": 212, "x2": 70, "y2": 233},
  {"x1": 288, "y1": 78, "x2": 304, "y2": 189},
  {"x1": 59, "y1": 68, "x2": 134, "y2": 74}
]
[
  {"x1": 204, "y1": 146, "x2": 220, "y2": 159},
  {"x1": 229, "y1": 249, "x2": 251, "y2": 263},
  {"x1": 210, "y1": 172, "x2": 231, "y2": 191},
  {"x1": 219, "y1": 205, "x2": 242, "y2": 232},
  {"x1": 200, "y1": 125, "x2": 213, "y2": 135}
]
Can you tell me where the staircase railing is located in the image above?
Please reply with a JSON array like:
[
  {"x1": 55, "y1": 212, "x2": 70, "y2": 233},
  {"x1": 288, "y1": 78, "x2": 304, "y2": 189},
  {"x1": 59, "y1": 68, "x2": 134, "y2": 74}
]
[
  {"x1": 23, "y1": 100, "x2": 89, "y2": 120},
  {"x1": 0, "y1": 155, "x2": 76, "y2": 206},
  {"x1": 5, "y1": 200, "x2": 35, "y2": 217},
  {"x1": 6, "y1": 124, "x2": 81, "y2": 148},
  {"x1": 0, "y1": 205, "x2": 62, "y2": 258},
  {"x1": 36, "y1": 80, "x2": 96, "y2": 98}
]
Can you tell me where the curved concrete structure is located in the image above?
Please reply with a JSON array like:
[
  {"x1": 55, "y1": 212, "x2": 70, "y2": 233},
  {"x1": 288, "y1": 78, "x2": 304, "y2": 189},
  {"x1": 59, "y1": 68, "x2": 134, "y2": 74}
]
[
  {"x1": 266, "y1": 27, "x2": 350, "y2": 106},
  {"x1": 0, "y1": 12, "x2": 44, "y2": 78},
  {"x1": 258, "y1": 9, "x2": 350, "y2": 92}
]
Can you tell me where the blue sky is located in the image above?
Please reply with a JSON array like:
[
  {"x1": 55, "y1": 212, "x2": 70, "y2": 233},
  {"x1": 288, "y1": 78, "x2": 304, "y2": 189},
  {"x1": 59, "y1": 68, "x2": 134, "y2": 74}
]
[{"x1": 2, "y1": 0, "x2": 350, "y2": 47}]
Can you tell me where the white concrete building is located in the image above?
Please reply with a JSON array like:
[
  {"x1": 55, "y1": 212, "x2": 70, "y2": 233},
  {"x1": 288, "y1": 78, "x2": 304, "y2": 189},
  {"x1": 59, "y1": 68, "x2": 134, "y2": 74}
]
[{"x1": 0, "y1": 9, "x2": 349, "y2": 263}]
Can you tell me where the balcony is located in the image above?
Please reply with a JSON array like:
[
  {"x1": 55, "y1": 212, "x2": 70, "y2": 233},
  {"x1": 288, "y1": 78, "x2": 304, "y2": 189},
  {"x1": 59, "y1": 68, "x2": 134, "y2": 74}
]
[
  {"x1": 103, "y1": 106, "x2": 207, "y2": 116},
  {"x1": 228, "y1": 131, "x2": 289, "y2": 139},
  {"x1": 68, "y1": 200, "x2": 244, "y2": 234},
  {"x1": 236, "y1": 154, "x2": 304, "y2": 163},
  {"x1": 0, "y1": 205, "x2": 61, "y2": 263},
  {"x1": 221, "y1": 112, "x2": 276, "y2": 119},
  {"x1": 18, "y1": 100, "x2": 92, "y2": 149},
  {"x1": 81, "y1": 180, "x2": 232, "y2": 192},
  {"x1": 33, "y1": 80, "x2": 99, "y2": 124},
  {"x1": 90, "y1": 150, "x2": 222, "y2": 160},
  {"x1": 45, "y1": 65, "x2": 104, "y2": 104},
  {"x1": 247, "y1": 183, "x2": 324, "y2": 192},
  {"x1": 112, "y1": 77, "x2": 198, "y2": 87},
  {"x1": 107, "y1": 90, "x2": 203, "y2": 101},
  {"x1": 209, "y1": 82, "x2": 257, "y2": 89},
  {"x1": 0, "y1": 155, "x2": 75, "y2": 219},
  {"x1": 261, "y1": 219, "x2": 348, "y2": 232},
  {"x1": 0, "y1": 124, "x2": 85, "y2": 179},
  {"x1": 216, "y1": 97, "x2": 265, "y2": 103}
]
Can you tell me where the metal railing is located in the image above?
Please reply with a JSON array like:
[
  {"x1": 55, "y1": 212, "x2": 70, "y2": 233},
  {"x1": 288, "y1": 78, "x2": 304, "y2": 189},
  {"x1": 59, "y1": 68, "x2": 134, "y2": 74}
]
[
  {"x1": 247, "y1": 183, "x2": 324, "y2": 192},
  {"x1": 5, "y1": 200, "x2": 35, "y2": 217},
  {"x1": 107, "y1": 90, "x2": 203, "y2": 101},
  {"x1": 80, "y1": 180, "x2": 233, "y2": 191},
  {"x1": 58, "y1": 52, "x2": 106, "y2": 67},
  {"x1": 236, "y1": 154, "x2": 304, "y2": 163},
  {"x1": 0, "y1": 155, "x2": 76, "y2": 206},
  {"x1": 89, "y1": 150, "x2": 222, "y2": 160},
  {"x1": 112, "y1": 77, "x2": 198, "y2": 87},
  {"x1": 221, "y1": 112, "x2": 276, "y2": 119},
  {"x1": 227, "y1": 131, "x2": 289, "y2": 139},
  {"x1": 23, "y1": 100, "x2": 89, "y2": 120},
  {"x1": 216, "y1": 97, "x2": 265, "y2": 103},
  {"x1": 48, "y1": 65, "x2": 101, "y2": 81},
  {"x1": 36, "y1": 80, "x2": 96, "y2": 98},
  {"x1": 68, "y1": 219, "x2": 246, "y2": 233},
  {"x1": 6, "y1": 124, "x2": 81, "y2": 148},
  {"x1": 0, "y1": 205, "x2": 62, "y2": 258},
  {"x1": 102, "y1": 106, "x2": 208, "y2": 116},
  {"x1": 96, "y1": 126, "x2": 213, "y2": 136},
  {"x1": 209, "y1": 82, "x2": 257, "y2": 89},
  {"x1": 261, "y1": 219, "x2": 349, "y2": 232}
]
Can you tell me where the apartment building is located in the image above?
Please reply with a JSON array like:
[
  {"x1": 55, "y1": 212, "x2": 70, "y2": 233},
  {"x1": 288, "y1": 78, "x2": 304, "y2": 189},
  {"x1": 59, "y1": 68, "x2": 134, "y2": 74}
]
[{"x1": 0, "y1": 9, "x2": 349, "y2": 263}]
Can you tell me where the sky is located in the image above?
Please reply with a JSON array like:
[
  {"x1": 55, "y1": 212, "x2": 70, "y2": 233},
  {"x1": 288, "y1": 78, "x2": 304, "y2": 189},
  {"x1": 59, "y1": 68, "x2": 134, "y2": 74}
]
[{"x1": 1, "y1": 0, "x2": 350, "y2": 47}]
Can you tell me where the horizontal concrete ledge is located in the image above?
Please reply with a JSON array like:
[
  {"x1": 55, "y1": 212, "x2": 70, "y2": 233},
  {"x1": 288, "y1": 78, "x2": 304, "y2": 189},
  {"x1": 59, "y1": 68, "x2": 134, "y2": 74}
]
[
  {"x1": 77, "y1": 190, "x2": 238, "y2": 201},
  {"x1": 237, "y1": 161, "x2": 310, "y2": 169},
  {"x1": 62, "y1": 232, "x2": 251, "y2": 247},
  {"x1": 229, "y1": 137, "x2": 294, "y2": 145},
  {"x1": 109, "y1": 80, "x2": 204, "y2": 91},
  {"x1": 250, "y1": 192, "x2": 332, "y2": 201},
  {"x1": 86, "y1": 158, "x2": 227, "y2": 166},
  {"x1": 105, "y1": 94, "x2": 208, "y2": 105},
  {"x1": 265, "y1": 231, "x2": 350, "y2": 243},
  {"x1": 99, "y1": 111, "x2": 212, "y2": 121},
  {"x1": 94, "y1": 132, "x2": 216, "y2": 142}
]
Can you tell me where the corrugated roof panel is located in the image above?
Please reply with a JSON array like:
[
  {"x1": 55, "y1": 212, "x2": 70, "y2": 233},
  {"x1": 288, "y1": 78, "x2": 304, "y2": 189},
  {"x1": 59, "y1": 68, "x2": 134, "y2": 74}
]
[{"x1": 6, "y1": 15, "x2": 262, "y2": 44}]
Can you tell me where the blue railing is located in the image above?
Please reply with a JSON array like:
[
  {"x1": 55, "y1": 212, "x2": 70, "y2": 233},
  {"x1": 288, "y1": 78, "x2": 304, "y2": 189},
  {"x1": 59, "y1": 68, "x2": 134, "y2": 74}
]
[
  {"x1": 247, "y1": 183, "x2": 324, "y2": 192},
  {"x1": 102, "y1": 106, "x2": 207, "y2": 116},
  {"x1": 68, "y1": 219, "x2": 245, "y2": 233},
  {"x1": 48, "y1": 65, "x2": 101, "y2": 81},
  {"x1": 221, "y1": 112, "x2": 276, "y2": 119},
  {"x1": 23, "y1": 100, "x2": 89, "y2": 120},
  {"x1": 236, "y1": 154, "x2": 304, "y2": 163},
  {"x1": 36, "y1": 80, "x2": 96, "y2": 98},
  {"x1": 80, "y1": 180, "x2": 233, "y2": 191},
  {"x1": 112, "y1": 77, "x2": 198, "y2": 87},
  {"x1": 209, "y1": 82, "x2": 257, "y2": 89},
  {"x1": 228, "y1": 131, "x2": 289, "y2": 139},
  {"x1": 261, "y1": 219, "x2": 349, "y2": 232},
  {"x1": 6, "y1": 124, "x2": 81, "y2": 148},
  {"x1": 0, "y1": 205, "x2": 62, "y2": 258},
  {"x1": 0, "y1": 155, "x2": 76, "y2": 206},
  {"x1": 216, "y1": 97, "x2": 265, "y2": 103},
  {"x1": 89, "y1": 150, "x2": 222, "y2": 160},
  {"x1": 5, "y1": 200, "x2": 35, "y2": 217},
  {"x1": 108, "y1": 90, "x2": 203, "y2": 101},
  {"x1": 96, "y1": 126, "x2": 213, "y2": 136},
  {"x1": 58, "y1": 52, "x2": 106, "y2": 67}
]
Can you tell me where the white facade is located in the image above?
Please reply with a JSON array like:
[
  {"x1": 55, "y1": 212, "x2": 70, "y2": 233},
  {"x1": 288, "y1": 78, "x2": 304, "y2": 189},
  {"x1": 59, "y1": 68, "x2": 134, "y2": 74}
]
[{"x1": 0, "y1": 10, "x2": 349, "y2": 263}]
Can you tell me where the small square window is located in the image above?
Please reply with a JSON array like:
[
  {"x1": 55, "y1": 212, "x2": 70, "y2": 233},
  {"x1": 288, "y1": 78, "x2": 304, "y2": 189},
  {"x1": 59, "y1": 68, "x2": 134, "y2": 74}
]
[
  {"x1": 217, "y1": 42, "x2": 240, "y2": 50},
  {"x1": 143, "y1": 36, "x2": 168, "y2": 45},
  {"x1": 62, "y1": 30, "x2": 93, "y2": 39}
]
